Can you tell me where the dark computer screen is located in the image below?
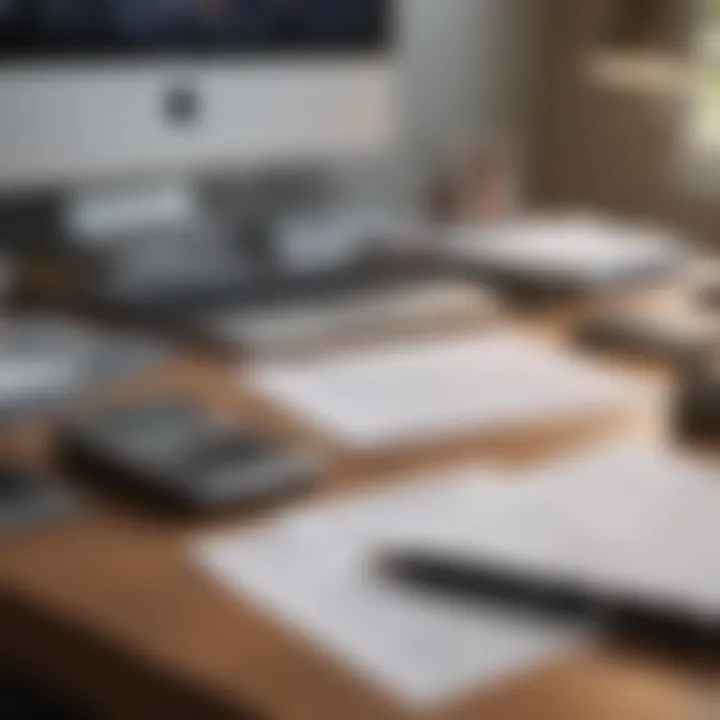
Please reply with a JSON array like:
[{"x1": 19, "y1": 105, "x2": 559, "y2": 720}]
[{"x1": 0, "y1": 0, "x2": 391, "y2": 58}]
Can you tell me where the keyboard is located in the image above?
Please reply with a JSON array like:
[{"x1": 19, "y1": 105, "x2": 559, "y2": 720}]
[{"x1": 196, "y1": 279, "x2": 499, "y2": 355}]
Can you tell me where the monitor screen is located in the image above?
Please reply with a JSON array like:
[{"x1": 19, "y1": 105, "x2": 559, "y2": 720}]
[{"x1": 0, "y1": 0, "x2": 391, "y2": 57}]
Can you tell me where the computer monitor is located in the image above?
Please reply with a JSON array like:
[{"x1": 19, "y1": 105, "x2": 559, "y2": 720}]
[{"x1": 0, "y1": 1, "x2": 396, "y2": 191}]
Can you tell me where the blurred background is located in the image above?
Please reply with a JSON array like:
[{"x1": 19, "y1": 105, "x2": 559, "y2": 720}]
[{"x1": 0, "y1": 2, "x2": 718, "y2": 720}]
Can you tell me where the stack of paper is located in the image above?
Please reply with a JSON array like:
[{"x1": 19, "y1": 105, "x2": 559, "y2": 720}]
[
  {"x1": 209, "y1": 281, "x2": 497, "y2": 355},
  {"x1": 196, "y1": 443, "x2": 719, "y2": 706},
  {"x1": 448, "y1": 215, "x2": 684, "y2": 288},
  {"x1": 196, "y1": 467, "x2": 589, "y2": 707},
  {"x1": 247, "y1": 330, "x2": 647, "y2": 451}
]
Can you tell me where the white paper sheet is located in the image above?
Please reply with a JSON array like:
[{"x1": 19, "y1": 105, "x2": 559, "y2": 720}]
[
  {"x1": 385, "y1": 444, "x2": 720, "y2": 620},
  {"x1": 448, "y1": 215, "x2": 684, "y2": 283},
  {"x1": 195, "y1": 468, "x2": 588, "y2": 708},
  {"x1": 246, "y1": 330, "x2": 646, "y2": 451},
  {"x1": 0, "y1": 360, "x2": 79, "y2": 396}
]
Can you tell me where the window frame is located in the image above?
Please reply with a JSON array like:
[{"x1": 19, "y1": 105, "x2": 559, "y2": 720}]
[{"x1": 682, "y1": 0, "x2": 720, "y2": 190}]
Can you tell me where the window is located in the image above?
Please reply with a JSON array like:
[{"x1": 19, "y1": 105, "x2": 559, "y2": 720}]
[{"x1": 690, "y1": 0, "x2": 720, "y2": 153}]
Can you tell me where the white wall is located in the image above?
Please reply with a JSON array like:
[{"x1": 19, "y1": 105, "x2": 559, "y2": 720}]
[{"x1": 381, "y1": 0, "x2": 534, "y2": 206}]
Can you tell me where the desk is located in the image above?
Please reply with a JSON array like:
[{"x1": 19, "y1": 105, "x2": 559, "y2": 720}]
[{"x1": 0, "y1": 297, "x2": 712, "y2": 720}]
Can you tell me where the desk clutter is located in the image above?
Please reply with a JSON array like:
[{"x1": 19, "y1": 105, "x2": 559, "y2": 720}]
[
  {"x1": 0, "y1": 315, "x2": 170, "y2": 423},
  {"x1": 58, "y1": 398, "x2": 321, "y2": 513},
  {"x1": 3, "y1": 210, "x2": 720, "y2": 713},
  {"x1": 196, "y1": 443, "x2": 720, "y2": 707},
  {"x1": 688, "y1": 259, "x2": 720, "y2": 310},
  {"x1": 189, "y1": 278, "x2": 498, "y2": 358},
  {"x1": 196, "y1": 465, "x2": 589, "y2": 707},
  {"x1": 0, "y1": 315, "x2": 173, "y2": 531},
  {"x1": 447, "y1": 214, "x2": 685, "y2": 301},
  {"x1": 381, "y1": 444, "x2": 720, "y2": 654},
  {"x1": 676, "y1": 360, "x2": 720, "y2": 442},
  {"x1": 576, "y1": 306, "x2": 719, "y2": 365}
]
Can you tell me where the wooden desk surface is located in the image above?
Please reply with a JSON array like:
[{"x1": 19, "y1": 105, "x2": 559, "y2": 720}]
[{"x1": 0, "y1": 297, "x2": 713, "y2": 720}]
